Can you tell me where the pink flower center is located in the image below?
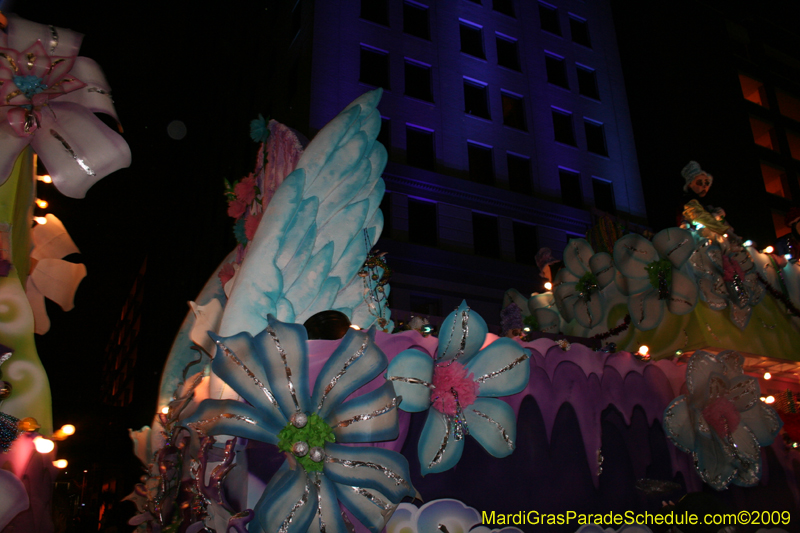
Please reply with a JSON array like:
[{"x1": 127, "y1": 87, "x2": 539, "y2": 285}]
[
  {"x1": 430, "y1": 361, "x2": 479, "y2": 416},
  {"x1": 702, "y1": 397, "x2": 740, "y2": 437}
]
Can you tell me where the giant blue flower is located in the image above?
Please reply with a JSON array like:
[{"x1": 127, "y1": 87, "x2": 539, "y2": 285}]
[
  {"x1": 186, "y1": 316, "x2": 414, "y2": 533},
  {"x1": 663, "y1": 350, "x2": 782, "y2": 490},
  {"x1": 386, "y1": 301, "x2": 530, "y2": 475}
]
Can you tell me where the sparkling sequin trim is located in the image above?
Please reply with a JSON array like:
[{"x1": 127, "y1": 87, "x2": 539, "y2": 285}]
[
  {"x1": 475, "y1": 353, "x2": 529, "y2": 384},
  {"x1": 278, "y1": 480, "x2": 311, "y2": 533},
  {"x1": 267, "y1": 327, "x2": 301, "y2": 412},
  {"x1": 5, "y1": 90, "x2": 21, "y2": 104},
  {"x1": 46, "y1": 58, "x2": 66, "y2": 75},
  {"x1": 663, "y1": 397, "x2": 692, "y2": 453},
  {"x1": 0, "y1": 53, "x2": 18, "y2": 73},
  {"x1": 216, "y1": 340, "x2": 278, "y2": 408},
  {"x1": 313, "y1": 477, "x2": 326, "y2": 533},
  {"x1": 186, "y1": 413, "x2": 256, "y2": 435},
  {"x1": 438, "y1": 306, "x2": 470, "y2": 363},
  {"x1": 48, "y1": 25, "x2": 59, "y2": 54},
  {"x1": 317, "y1": 338, "x2": 368, "y2": 412},
  {"x1": 26, "y1": 53, "x2": 36, "y2": 70},
  {"x1": 429, "y1": 416, "x2": 451, "y2": 468},
  {"x1": 726, "y1": 379, "x2": 757, "y2": 410},
  {"x1": 387, "y1": 375, "x2": 434, "y2": 388},
  {"x1": 665, "y1": 238, "x2": 689, "y2": 259},
  {"x1": 471, "y1": 408, "x2": 514, "y2": 450},
  {"x1": 326, "y1": 456, "x2": 410, "y2": 489},
  {"x1": 350, "y1": 486, "x2": 393, "y2": 510},
  {"x1": 333, "y1": 397, "x2": 399, "y2": 428},
  {"x1": 49, "y1": 129, "x2": 96, "y2": 176}
]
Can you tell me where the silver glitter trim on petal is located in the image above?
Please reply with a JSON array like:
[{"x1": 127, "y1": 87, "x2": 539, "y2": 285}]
[
  {"x1": 333, "y1": 397, "x2": 400, "y2": 428},
  {"x1": 267, "y1": 327, "x2": 301, "y2": 412},
  {"x1": 186, "y1": 413, "x2": 257, "y2": 435},
  {"x1": 317, "y1": 338, "x2": 368, "y2": 412},
  {"x1": 216, "y1": 340, "x2": 279, "y2": 408},
  {"x1": 471, "y1": 408, "x2": 514, "y2": 451},
  {"x1": 278, "y1": 479, "x2": 311, "y2": 533},
  {"x1": 49, "y1": 129, "x2": 96, "y2": 176},
  {"x1": 48, "y1": 25, "x2": 59, "y2": 54},
  {"x1": 438, "y1": 306, "x2": 470, "y2": 363},
  {"x1": 726, "y1": 379, "x2": 757, "y2": 410},
  {"x1": 663, "y1": 397, "x2": 692, "y2": 454},
  {"x1": 349, "y1": 486, "x2": 393, "y2": 511},
  {"x1": 665, "y1": 238, "x2": 690, "y2": 261},
  {"x1": 387, "y1": 376, "x2": 435, "y2": 388},
  {"x1": 312, "y1": 476, "x2": 326, "y2": 533},
  {"x1": 429, "y1": 416, "x2": 451, "y2": 468},
  {"x1": 326, "y1": 456, "x2": 410, "y2": 489}
]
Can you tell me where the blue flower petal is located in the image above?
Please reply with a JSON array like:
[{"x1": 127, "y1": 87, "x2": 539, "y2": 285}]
[
  {"x1": 463, "y1": 398, "x2": 517, "y2": 458},
  {"x1": 685, "y1": 351, "x2": 727, "y2": 398},
  {"x1": 253, "y1": 316, "x2": 312, "y2": 416},
  {"x1": 418, "y1": 409, "x2": 465, "y2": 475},
  {"x1": 305, "y1": 473, "x2": 350, "y2": 533},
  {"x1": 326, "y1": 381, "x2": 400, "y2": 443},
  {"x1": 386, "y1": 349, "x2": 434, "y2": 412},
  {"x1": 663, "y1": 396, "x2": 695, "y2": 454},
  {"x1": 311, "y1": 327, "x2": 388, "y2": 418},
  {"x1": 694, "y1": 434, "x2": 738, "y2": 491},
  {"x1": 185, "y1": 399, "x2": 282, "y2": 444},
  {"x1": 323, "y1": 443, "x2": 415, "y2": 503},
  {"x1": 436, "y1": 301, "x2": 487, "y2": 365},
  {"x1": 333, "y1": 482, "x2": 394, "y2": 533},
  {"x1": 739, "y1": 403, "x2": 782, "y2": 446},
  {"x1": 254, "y1": 467, "x2": 317, "y2": 533},
  {"x1": 667, "y1": 269, "x2": 698, "y2": 315},
  {"x1": 210, "y1": 331, "x2": 287, "y2": 426},
  {"x1": 465, "y1": 339, "x2": 529, "y2": 397}
]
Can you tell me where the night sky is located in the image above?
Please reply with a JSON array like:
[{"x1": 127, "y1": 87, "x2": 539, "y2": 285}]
[{"x1": 4, "y1": 0, "x2": 800, "y2": 498}]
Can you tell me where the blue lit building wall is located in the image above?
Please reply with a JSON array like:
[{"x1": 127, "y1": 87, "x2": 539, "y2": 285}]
[{"x1": 305, "y1": 0, "x2": 645, "y2": 324}]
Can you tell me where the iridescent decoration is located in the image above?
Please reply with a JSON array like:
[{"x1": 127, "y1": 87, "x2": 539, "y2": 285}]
[
  {"x1": 663, "y1": 350, "x2": 782, "y2": 490},
  {"x1": 386, "y1": 301, "x2": 530, "y2": 474},
  {"x1": 0, "y1": 15, "x2": 131, "y2": 198},
  {"x1": 186, "y1": 316, "x2": 413, "y2": 533}
]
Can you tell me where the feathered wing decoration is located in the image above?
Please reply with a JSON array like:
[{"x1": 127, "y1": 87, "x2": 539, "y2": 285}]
[
  {"x1": 26, "y1": 214, "x2": 86, "y2": 334},
  {"x1": 220, "y1": 89, "x2": 387, "y2": 337}
]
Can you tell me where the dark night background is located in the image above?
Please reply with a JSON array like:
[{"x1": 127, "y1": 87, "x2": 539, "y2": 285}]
[{"x1": 2, "y1": 0, "x2": 800, "y2": 531}]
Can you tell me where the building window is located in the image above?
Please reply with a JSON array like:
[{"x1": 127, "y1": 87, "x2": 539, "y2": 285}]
[
  {"x1": 569, "y1": 15, "x2": 591, "y2": 47},
  {"x1": 507, "y1": 153, "x2": 532, "y2": 194},
  {"x1": 739, "y1": 74, "x2": 769, "y2": 108},
  {"x1": 360, "y1": 46, "x2": 390, "y2": 89},
  {"x1": 460, "y1": 21, "x2": 485, "y2": 59},
  {"x1": 513, "y1": 222, "x2": 538, "y2": 265},
  {"x1": 592, "y1": 178, "x2": 615, "y2": 213},
  {"x1": 493, "y1": 0, "x2": 514, "y2": 17},
  {"x1": 749, "y1": 116, "x2": 779, "y2": 151},
  {"x1": 559, "y1": 168, "x2": 583, "y2": 208},
  {"x1": 405, "y1": 59, "x2": 433, "y2": 102},
  {"x1": 408, "y1": 198, "x2": 438, "y2": 246},
  {"x1": 473, "y1": 213, "x2": 500, "y2": 258},
  {"x1": 761, "y1": 162, "x2": 790, "y2": 198},
  {"x1": 468, "y1": 142, "x2": 494, "y2": 185},
  {"x1": 380, "y1": 191, "x2": 392, "y2": 237},
  {"x1": 378, "y1": 117, "x2": 391, "y2": 150},
  {"x1": 406, "y1": 125, "x2": 435, "y2": 170},
  {"x1": 404, "y1": 2, "x2": 430, "y2": 39},
  {"x1": 577, "y1": 65, "x2": 599, "y2": 100},
  {"x1": 545, "y1": 53, "x2": 569, "y2": 88},
  {"x1": 361, "y1": 0, "x2": 389, "y2": 26},
  {"x1": 787, "y1": 130, "x2": 800, "y2": 160},
  {"x1": 584, "y1": 119, "x2": 607, "y2": 156},
  {"x1": 552, "y1": 108, "x2": 575, "y2": 146},
  {"x1": 776, "y1": 89, "x2": 800, "y2": 122},
  {"x1": 502, "y1": 91, "x2": 527, "y2": 131},
  {"x1": 464, "y1": 78, "x2": 490, "y2": 119},
  {"x1": 539, "y1": 3, "x2": 561, "y2": 36},
  {"x1": 496, "y1": 34, "x2": 520, "y2": 71}
]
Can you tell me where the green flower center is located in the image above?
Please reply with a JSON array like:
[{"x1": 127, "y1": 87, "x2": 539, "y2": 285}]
[
  {"x1": 645, "y1": 258, "x2": 673, "y2": 299},
  {"x1": 277, "y1": 412, "x2": 335, "y2": 472},
  {"x1": 575, "y1": 271, "x2": 599, "y2": 297}
]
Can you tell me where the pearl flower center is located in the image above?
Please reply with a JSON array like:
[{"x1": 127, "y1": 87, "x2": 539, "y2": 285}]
[{"x1": 277, "y1": 412, "x2": 335, "y2": 472}]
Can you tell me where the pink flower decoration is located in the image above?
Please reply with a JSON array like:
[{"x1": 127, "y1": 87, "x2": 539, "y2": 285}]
[
  {"x1": 218, "y1": 262, "x2": 235, "y2": 286},
  {"x1": 234, "y1": 175, "x2": 257, "y2": 205},
  {"x1": 722, "y1": 254, "x2": 745, "y2": 282},
  {"x1": 701, "y1": 396, "x2": 740, "y2": 438},
  {"x1": 0, "y1": 15, "x2": 131, "y2": 198},
  {"x1": 430, "y1": 361, "x2": 479, "y2": 416},
  {"x1": 227, "y1": 198, "x2": 247, "y2": 219},
  {"x1": 244, "y1": 212, "x2": 263, "y2": 241}
]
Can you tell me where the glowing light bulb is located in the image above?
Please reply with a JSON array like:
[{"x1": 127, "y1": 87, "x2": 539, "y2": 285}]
[
  {"x1": 349, "y1": 324, "x2": 361, "y2": 330},
  {"x1": 723, "y1": 233, "x2": 728, "y2": 238},
  {"x1": 34, "y1": 216, "x2": 47, "y2": 225},
  {"x1": 523, "y1": 326, "x2": 531, "y2": 333},
  {"x1": 695, "y1": 223, "x2": 705, "y2": 229},
  {"x1": 638, "y1": 345, "x2": 649, "y2": 356},
  {"x1": 53, "y1": 459, "x2": 68, "y2": 469},
  {"x1": 38, "y1": 174, "x2": 52, "y2": 183},
  {"x1": 33, "y1": 436, "x2": 55, "y2": 453},
  {"x1": 160, "y1": 406, "x2": 169, "y2": 415},
  {"x1": 785, "y1": 254, "x2": 793, "y2": 261},
  {"x1": 765, "y1": 395, "x2": 775, "y2": 404},
  {"x1": 544, "y1": 282, "x2": 553, "y2": 291},
  {"x1": 764, "y1": 246, "x2": 774, "y2": 254},
  {"x1": 35, "y1": 198, "x2": 48, "y2": 208},
  {"x1": 764, "y1": 372, "x2": 772, "y2": 380},
  {"x1": 61, "y1": 424, "x2": 75, "y2": 436},
  {"x1": 760, "y1": 396, "x2": 766, "y2": 402},
  {"x1": 743, "y1": 240, "x2": 753, "y2": 247}
]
